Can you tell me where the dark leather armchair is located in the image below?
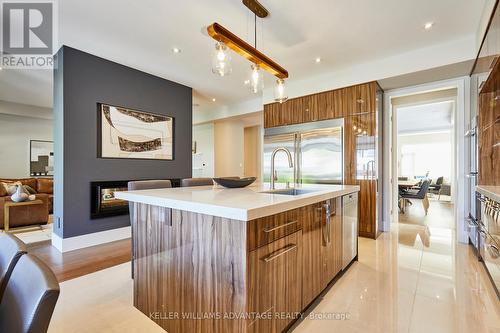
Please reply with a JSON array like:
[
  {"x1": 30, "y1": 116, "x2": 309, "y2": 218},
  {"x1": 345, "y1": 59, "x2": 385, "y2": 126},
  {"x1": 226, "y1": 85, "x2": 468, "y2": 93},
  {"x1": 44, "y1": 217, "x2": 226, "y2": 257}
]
[
  {"x1": 180, "y1": 178, "x2": 213, "y2": 187},
  {"x1": 0, "y1": 254, "x2": 60, "y2": 333},
  {"x1": 0, "y1": 233, "x2": 27, "y2": 300}
]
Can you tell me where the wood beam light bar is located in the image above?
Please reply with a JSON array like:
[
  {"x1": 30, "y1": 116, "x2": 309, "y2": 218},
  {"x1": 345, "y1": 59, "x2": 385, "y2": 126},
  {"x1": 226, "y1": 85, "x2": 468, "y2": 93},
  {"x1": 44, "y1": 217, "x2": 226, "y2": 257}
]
[
  {"x1": 242, "y1": 0, "x2": 269, "y2": 18},
  {"x1": 207, "y1": 22, "x2": 289, "y2": 79}
]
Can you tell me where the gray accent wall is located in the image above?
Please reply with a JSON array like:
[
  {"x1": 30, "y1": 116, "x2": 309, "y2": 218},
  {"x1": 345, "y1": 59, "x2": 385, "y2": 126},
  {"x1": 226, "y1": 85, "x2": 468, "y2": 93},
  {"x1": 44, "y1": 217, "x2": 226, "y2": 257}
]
[{"x1": 53, "y1": 46, "x2": 192, "y2": 238}]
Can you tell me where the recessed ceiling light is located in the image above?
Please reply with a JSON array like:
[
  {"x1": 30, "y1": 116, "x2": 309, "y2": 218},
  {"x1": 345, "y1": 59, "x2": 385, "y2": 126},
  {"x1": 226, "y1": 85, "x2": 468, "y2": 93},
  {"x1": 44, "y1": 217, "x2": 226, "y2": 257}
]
[
  {"x1": 424, "y1": 22, "x2": 433, "y2": 30},
  {"x1": 244, "y1": 80, "x2": 250, "y2": 85},
  {"x1": 315, "y1": 57, "x2": 321, "y2": 63},
  {"x1": 212, "y1": 98, "x2": 216, "y2": 102},
  {"x1": 172, "y1": 47, "x2": 181, "y2": 53}
]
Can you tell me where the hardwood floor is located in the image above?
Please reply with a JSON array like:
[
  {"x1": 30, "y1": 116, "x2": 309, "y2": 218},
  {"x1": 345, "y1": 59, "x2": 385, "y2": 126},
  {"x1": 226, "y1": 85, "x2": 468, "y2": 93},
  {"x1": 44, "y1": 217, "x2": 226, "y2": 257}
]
[{"x1": 28, "y1": 238, "x2": 131, "y2": 282}]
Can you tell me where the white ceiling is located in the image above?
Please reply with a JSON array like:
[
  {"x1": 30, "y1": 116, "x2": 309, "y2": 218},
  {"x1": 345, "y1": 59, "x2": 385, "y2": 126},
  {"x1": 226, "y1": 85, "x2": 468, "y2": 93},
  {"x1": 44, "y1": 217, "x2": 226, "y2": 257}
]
[
  {"x1": 0, "y1": 0, "x2": 487, "y2": 111},
  {"x1": 397, "y1": 101, "x2": 454, "y2": 134}
]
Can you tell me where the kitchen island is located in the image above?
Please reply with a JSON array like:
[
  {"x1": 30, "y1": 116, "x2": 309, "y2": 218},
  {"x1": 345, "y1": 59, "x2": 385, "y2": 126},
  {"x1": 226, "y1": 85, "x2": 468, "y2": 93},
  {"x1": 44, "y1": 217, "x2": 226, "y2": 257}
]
[{"x1": 116, "y1": 183, "x2": 360, "y2": 333}]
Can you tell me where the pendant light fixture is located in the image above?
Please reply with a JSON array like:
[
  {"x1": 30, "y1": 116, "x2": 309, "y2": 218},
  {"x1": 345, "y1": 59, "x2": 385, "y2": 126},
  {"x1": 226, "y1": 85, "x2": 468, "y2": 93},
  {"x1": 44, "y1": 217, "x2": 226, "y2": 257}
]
[
  {"x1": 248, "y1": 14, "x2": 263, "y2": 93},
  {"x1": 207, "y1": 0, "x2": 289, "y2": 98},
  {"x1": 211, "y1": 41, "x2": 232, "y2": 77},
  {"x1": 250, "y1": 64, "x2": 264, "y2": 93},
  {"x1": 274, "y1": 78, "x2": 288, "y2": 103}
]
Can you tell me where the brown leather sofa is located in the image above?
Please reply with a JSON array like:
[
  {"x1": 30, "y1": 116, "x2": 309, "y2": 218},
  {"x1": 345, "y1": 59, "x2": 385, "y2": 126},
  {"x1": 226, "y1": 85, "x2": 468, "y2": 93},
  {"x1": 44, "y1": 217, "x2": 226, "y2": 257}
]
[{"x1": 0, "y1": 178, "x2": 52, "y2": 230}]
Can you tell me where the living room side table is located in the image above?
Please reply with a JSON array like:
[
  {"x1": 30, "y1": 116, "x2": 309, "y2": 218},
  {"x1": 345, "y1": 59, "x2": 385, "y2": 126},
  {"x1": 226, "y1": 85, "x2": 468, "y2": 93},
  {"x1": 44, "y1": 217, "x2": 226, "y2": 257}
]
[{"x1": 3, "y1": 199, "x2": 44, "y2": 233}]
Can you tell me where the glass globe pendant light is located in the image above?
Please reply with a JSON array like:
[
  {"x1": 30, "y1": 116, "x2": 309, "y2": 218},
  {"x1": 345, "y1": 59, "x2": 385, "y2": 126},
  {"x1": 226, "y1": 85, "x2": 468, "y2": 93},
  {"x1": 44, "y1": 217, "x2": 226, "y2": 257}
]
[
  {"x1": 212, "y1": 41, "x2": 231, "y2": 77},
  {"x1": 274, "y1": 79, "x2": 288, "y2": 103},
  {"x1": 249, "y1": 63, "x2": 263, "y2": 94}
]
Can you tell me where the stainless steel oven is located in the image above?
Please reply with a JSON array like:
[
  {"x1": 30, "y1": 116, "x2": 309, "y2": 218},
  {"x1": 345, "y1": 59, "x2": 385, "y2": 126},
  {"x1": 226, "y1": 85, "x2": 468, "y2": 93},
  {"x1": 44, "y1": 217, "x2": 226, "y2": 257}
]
[{"x1": 477, "y1": 193, "x2": 500, "y2": 298}]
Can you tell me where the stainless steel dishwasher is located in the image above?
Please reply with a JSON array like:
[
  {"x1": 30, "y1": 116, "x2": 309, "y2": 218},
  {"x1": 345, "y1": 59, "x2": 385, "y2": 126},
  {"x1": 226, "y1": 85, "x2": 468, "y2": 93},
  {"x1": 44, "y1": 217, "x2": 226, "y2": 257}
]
[{"x1": 342, "y1": 192, "x2": 358, "y2": 269}]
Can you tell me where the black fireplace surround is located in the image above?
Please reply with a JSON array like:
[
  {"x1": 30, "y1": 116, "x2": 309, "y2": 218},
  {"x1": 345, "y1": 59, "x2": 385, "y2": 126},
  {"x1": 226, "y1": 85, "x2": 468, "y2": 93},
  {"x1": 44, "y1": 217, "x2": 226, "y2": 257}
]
[
  {"x1": 90, "y1": 179, "x2": 181, "y2": 219},
  {"x1": 91, "y1": 181, "x2": 129, "y2": 219}
]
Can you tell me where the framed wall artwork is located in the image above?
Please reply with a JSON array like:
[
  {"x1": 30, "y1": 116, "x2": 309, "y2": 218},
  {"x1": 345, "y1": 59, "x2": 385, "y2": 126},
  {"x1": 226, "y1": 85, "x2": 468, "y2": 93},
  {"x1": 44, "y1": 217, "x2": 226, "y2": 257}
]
[
  {"x1": 97, "y1": 103, "x2": 174, "y2": 160},
  {"x1": 30, "y1": 140, "x2": 54, "y2": 176}
]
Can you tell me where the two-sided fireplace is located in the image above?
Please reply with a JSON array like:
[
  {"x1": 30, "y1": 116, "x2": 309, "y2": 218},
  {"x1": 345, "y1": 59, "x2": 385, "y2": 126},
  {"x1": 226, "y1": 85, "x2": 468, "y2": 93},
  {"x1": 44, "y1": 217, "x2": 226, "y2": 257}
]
[
  {"x1": 90, "y1": 181, "x2": 129, "y2": 219},
  {"x1": 90, "y1": 179, "x2": 181, "y2": 219}
]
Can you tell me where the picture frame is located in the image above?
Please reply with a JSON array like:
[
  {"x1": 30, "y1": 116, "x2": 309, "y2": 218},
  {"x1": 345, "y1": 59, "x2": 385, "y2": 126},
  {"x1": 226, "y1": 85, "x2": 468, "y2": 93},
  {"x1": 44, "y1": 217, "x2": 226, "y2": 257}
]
[
  {"x1": 30, "y1": 140, "x2": 54, "y2": 176},
  {"x1": 97, "y1": 103, "x2": 174, "y2": 160}
]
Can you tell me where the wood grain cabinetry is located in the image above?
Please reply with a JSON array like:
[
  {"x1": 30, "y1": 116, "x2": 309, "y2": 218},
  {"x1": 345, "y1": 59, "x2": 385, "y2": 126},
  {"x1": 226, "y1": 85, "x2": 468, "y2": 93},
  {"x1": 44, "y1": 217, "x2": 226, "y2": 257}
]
[
  {"x1": 264, "y1": 81, "x2": 381, "y2": 239},
  {"x1": 247, "y1": 231, "x2": 303, "y2": 333},
  {"x1": 478, "y1": 87, "x2": 500, "y2": 186},
  {"x1": 321, "y1": 198, "x2": 343, "y2": 287},
  {"x1": 357, "y1": 180, "x2": 377, "y2": 238},
  {"x1": 132, "y1": 198, "x2": 356, "y2": 333},
  {"x1": 247, "y1": 208, "x2": 300, "y2": 251},
  {"x1": 476, "y1": 5, "x2": 500, "y2": 187},
  {"x1": 345, "y1": 83, "x2": 377, "y2": 115},
  {"x1": 300, "y1": 202, "x2": 324, "y2": 306},
  {"x1": 321, "y1": 88, "x2": 345, "y2": 120}
]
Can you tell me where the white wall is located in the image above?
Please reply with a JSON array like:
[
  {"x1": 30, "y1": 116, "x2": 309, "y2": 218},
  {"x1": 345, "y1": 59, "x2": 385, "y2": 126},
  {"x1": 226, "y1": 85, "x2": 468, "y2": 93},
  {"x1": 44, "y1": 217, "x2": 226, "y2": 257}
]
[
  {"x1": 214, "y1": 120, "x2": 245, "y2": 177},
  {"x1": 192, "y1": 123, "x2": 215, "y2": 177},
  {"x1": 213, "y1": 112, "x2": 263, "y2": 177},
  {"x1": 0, "y1": 113, "x2": 53, "y2": 178}
]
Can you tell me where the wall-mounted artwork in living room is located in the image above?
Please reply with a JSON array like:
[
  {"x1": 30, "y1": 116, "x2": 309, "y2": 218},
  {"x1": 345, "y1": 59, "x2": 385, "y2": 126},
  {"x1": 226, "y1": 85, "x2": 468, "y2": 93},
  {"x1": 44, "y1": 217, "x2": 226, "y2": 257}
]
[
  {"x1": 97, "y1": 103, "x2": 174, "y2": 160},
  {"x1": 30, "y1": 140, "x2": 54, "y2": 176}
]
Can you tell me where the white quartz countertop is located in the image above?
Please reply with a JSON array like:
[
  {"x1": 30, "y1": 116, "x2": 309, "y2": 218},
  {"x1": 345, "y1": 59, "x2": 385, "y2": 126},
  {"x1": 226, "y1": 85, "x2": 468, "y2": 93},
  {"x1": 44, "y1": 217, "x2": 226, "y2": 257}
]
[
  {"x1": 115, "y1": 183, "x2": 360, "y2": 221},
  {"x1": 476, "y1": 185, "x2": 500, "y2": 203}
]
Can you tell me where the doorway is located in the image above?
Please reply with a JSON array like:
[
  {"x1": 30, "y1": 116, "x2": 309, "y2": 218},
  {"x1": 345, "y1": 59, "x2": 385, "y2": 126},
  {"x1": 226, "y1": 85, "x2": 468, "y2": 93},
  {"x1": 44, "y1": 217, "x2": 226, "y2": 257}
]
[
  {"x1": 244, "y1": 125, "x2": 262, "y2": 179},
  {"x1": 382, "y1": 77, "x2": 469, "y2": 243},
  {"x1": 393, "y1": 91, "x2": 456, "y2": 233}
]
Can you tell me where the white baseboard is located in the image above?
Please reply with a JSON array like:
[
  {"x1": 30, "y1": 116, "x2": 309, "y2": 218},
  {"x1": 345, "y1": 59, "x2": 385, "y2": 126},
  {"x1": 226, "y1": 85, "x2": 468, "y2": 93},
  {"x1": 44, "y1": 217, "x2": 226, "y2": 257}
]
[{"x1": 51, "y1": 226, "x2": 131, "y2": 253}]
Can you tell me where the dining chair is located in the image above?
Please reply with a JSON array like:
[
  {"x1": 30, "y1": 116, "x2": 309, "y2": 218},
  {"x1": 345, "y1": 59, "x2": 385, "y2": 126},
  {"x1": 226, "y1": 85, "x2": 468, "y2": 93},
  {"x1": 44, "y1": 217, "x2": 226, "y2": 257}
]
[
  {"x1": 0, "y1": 254, "x2": 60, "y2": 333},
  {"x1": 429, "y1": 176, "x2": 444, "y2": 199},
  {"x1": 0, "y1": 233, "x2": 27, "y2": 300},
  {"x1": 128, "y1": 180, "x2": 172, "y2": 279},
  {"x1": 400, "y1": 179, "x2": 432, "y2": 215},
  {"x1": 180, "y1": 178, "x2": 214, "y2": 187}
]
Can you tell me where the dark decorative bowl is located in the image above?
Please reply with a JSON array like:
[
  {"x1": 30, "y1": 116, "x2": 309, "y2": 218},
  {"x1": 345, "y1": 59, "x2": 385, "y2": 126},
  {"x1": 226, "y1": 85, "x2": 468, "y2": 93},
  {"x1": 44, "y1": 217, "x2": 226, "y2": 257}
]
[{"x1": 212, "y1": 177, "x2": 256, "y2": 188}]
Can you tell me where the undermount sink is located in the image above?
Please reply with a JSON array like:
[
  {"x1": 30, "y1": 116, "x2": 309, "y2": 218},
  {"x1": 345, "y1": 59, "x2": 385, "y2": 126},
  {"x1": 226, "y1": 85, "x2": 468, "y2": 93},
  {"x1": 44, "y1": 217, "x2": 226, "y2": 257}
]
[{"x1": 259, "y1": 188, "x2": 318, "y2": 196}]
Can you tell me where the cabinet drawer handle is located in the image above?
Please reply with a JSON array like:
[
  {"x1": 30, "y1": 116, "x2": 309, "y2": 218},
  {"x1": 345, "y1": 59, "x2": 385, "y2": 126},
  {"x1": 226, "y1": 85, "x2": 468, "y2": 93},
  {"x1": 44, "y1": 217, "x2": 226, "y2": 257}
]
[
  {"x1": 263, "y1": 220, "x2": 298, "y2": 233},
  {"x1": 263, "y1": 244, "x2": 298, "y2": 262}
]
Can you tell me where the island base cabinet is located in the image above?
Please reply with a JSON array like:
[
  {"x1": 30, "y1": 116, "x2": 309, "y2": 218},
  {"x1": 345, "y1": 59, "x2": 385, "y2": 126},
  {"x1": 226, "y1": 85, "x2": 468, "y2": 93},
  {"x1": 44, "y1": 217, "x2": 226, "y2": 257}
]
[
  {"x1": 131, "y1": 199, "x2": 355, "y2": 333},
  {"x1": 247, "y1": 231, "x2": 303, "y2": 333},
  {"x1": 132, "y1": 205, "x2": 248, "y2": 333},
  {"x1": 321, "y1": 198, "x2": 343, "y2": 287},
  {"x1": 301, "y1": 203, "x2": 325, "y2": 306}
]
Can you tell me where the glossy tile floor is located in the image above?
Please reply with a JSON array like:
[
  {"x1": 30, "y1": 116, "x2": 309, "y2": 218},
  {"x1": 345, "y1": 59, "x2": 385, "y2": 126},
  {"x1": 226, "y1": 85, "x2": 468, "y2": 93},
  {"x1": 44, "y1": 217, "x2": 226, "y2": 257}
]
[
  {"x1": 47, "y1": 222, "x2": 500, "y2": 333},
  {"x1": 293, "y1": 226, "x2": 499, "y2": 332}
]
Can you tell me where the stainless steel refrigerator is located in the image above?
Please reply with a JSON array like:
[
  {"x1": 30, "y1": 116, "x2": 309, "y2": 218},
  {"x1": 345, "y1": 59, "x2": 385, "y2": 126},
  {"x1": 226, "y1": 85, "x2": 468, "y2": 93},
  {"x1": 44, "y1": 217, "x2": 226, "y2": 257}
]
[{"x1": 263, "y1": 119, "x2": 344, "y2": 186}]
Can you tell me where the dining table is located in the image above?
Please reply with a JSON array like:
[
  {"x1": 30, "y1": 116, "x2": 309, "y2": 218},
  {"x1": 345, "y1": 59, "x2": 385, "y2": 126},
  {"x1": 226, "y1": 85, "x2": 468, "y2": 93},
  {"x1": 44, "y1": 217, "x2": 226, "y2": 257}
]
[{"x1": 398, "y1": 180, "x2": 419, "y2": 189}]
